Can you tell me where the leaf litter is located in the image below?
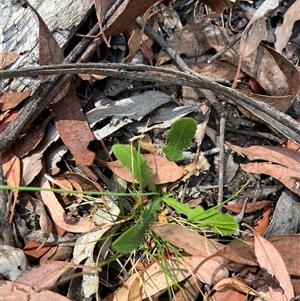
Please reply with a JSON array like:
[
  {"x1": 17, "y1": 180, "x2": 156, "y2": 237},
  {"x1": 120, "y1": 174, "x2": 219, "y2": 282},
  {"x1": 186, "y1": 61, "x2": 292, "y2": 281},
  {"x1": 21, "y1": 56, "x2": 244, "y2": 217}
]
[{"x1": 1, "y1": 0, "x2": 300, "y2": 300}]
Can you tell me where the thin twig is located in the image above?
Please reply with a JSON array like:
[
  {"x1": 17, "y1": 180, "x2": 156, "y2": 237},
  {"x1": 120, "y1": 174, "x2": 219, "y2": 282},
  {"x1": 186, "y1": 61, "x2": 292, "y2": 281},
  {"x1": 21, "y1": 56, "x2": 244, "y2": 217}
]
[
  {"x1": 217, "y1": 118, "x2": 226, "y2": 204},
  {"x1": 207, "y1": 34, "x2": 241, "y2": 64}
]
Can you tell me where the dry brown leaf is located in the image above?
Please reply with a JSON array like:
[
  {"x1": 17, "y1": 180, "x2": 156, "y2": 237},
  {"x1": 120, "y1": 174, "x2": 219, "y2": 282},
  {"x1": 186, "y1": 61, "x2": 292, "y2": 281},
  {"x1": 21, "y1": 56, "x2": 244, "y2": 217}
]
[
  {"x1": 184, "y1": 255, "x2": 229, "y2": 285},
  {"x1": 192, "y1": 236, "x2": 258, "y2": 274},
  {"x1": 2, "y1": 148, "x2": 21, "y2": 222},
  {"x1": 234, "y1": 0, "x2": 281, "y2": 88},
  {"x1": 40, "y1": 176, "x2": 97, "y2": 233},
  {"x1": 124, "y1": 8, "x2": 151, "y2": 63},
  {"x1": 228, "y1": 144, "x2": 300, "y2": 195},
  {"x1": 20, "y1": 152, "x2": 43, "y2": 186},
  {"x1": 109, "y1": 257, "x2": 190, "y2": 301},
  {"x1": 0, "y1": 92, "x2": 30, "y2": 111},
  {"x1": 99, "y1": 0, "x2": 165, "y2": 38},
  {"x1": 240, "y1": 18, "x2": 267, "y2": 58},
  {"x1": 241, "y1": 162, "x2": 300, "y2": 196},
  {"x1": 225, "y1": 200, "x2": 274, "y2": 214},
  {"x1": 233, "y1": 235, "x2": 300, "y2": 277},
  {"x1": 39, "y1": 245, "x2": 73, "y2": 264},
  {"x1": 199, "y1": 0, "x2": 229, "y2": 14},
  {"x1": 254, "y1": 204, "x2": 274, "y2": 235},
  {"x1": 211, "y1": 289, "x2": 246, "y2": 301},
  {"x1": 253, "y1": 231, "x2": 294, "y2": 300},
  {"x1": 0, "y1": 51, "x2": 19, "y2": 69},
  {"x1": 34, "y1": 2, "x2": 64, "y2": 67},
  {"x1": 23, "y1": 240, "x2": 52, "y2": 263},
  {"x1": 111, "y1": 255, "x2": 227, "y2": 301},
  {"x1": 106, "y1": 154, "x2": 187, "y2": 184},
  {"x1": 150, "y1": 224, "x2": 223, "y2": 256},
  {"x1": 2, "y1": 148, "x2": 20, "y2": 188},
  {"x1": 140, "y1": 35, "x2": 154, "y2": 65},
  {"x1": 12, "y1": 114, "x2": 52, "y2": 158},
  {"x1": 50, "y1": 82, "x2": 95, "y2": 166},
  {"x1": 0, "y1": 280, "x2": 71, "y2": 301},
  {"x1": 127, "y1": 275, "x2": 142, "y2": 301},
  {"x1": 268, "y1": 234, "x2": 300, "y2": 276},
  {"x1": 130, "y1": 134, "x2": 157, "y2": 154},
  {"x1": 211, "y1": 278, "x2": 261, "y2": 298},
  {"x1": 0, "y1": 110, "x2": 19, "y2": 131},
  {"x1": 173, "y1": 276, "x2": 202, "y2": 301},
  {"x1": 60, "y1": 172, "x2": 105, "y2": 193},
  {"x1": 275, "y1": 0, "x2": 300, "y2": 53},
  {"x1": 15, "y1": 261, "x2": 76, "y2": 291}
]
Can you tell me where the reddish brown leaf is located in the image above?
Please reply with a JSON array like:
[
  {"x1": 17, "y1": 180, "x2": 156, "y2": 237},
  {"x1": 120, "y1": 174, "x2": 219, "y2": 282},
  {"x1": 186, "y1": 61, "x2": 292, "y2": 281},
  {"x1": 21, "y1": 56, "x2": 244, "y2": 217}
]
[
  {"x1": 0, "y1": 92, "x2": 30, "y2": 111},
  {"x1": 23, "y1": 240, "x2": 52, "y2": 264},
  {"x1": 254, "y1": 204, "x2": 274, "y2": 235},
  {"x1": 33, "y1": 5, "x2": 64, "y2": 66},
  {"x1": 225, "y1": 200, "x2": 274, "y2": 214},
  {"x1": 253, "y1": 231, "x2": 294, "y2": 300},
  {"x1": 40, "y1": 177, "x2": 97, "y2": 233},
  {"x1": 241, "y1": 162, "x2": 300, "y2": 196},
  {"x1": 268, "y1": 234, "x2": 300, "y2": 276},
  {"x1": 0, "y1": 51, "x2": 19, "y2": 69},
  {"x1": 101, "y1": 0, "x2": 165, "y2": 37},
  {"x1": 193, "y1": 237, "x2": 258, "y2": 273},
  {"x1": 0, "y1": 110, "x2": 19, "y2": 131},
  {"x1": 50, "y1": 82, "x2": 95, "y2": 166},
  {"x1": 2, "y1": 148, "x2": 20, "y2": 187},
  {"x1": 140, "y1": 35, "x2": 154, "y2": 65},
  {"x1": 2, "y1": 148, "x2": 21, "y2": 222},
  {"x1": 15, "y1": 261, "x2": 76, "y2": 291},
  {"x1": 228, "y1": 144, "x2": 300, "y2": 169},
  {"x1": 211, "y1": 289, "x2": 246, "y2": 301},
  {"x1": 199, "y1": 0, "x2": 229, "y2": 14},
  {"x1": 12, "y1": 114, "x2": 52, "y2": 158}
]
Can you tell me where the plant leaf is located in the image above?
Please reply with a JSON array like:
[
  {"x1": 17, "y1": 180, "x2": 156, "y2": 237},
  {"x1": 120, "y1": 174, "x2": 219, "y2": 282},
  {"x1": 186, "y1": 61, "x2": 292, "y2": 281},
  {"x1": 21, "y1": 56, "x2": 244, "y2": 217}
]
[
  {"x1": 163, "y1": 118, "x2": 197, "y2": 162},
  {"x1": 112, "y1": 144, "x2": 155, "y2": 191},
  {"x1": 163, "y1": 197, "x2": 238, "y2": 235},
  {"x1": 112, "y1": 197, "x2": 162, "y2": 254}
]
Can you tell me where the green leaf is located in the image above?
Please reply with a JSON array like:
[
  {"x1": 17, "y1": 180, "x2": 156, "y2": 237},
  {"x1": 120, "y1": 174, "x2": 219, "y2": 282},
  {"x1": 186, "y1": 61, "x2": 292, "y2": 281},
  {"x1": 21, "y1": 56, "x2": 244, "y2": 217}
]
[
  {"x1": 163, "y1": 197, "x2": 205, "y2": 220},
  {"x1": 112, "y1": 144, "x2": 155, "y2": 191},
  {"x1": 163, "y1": 196, "x2": 238, "y2": 235},
  {"x1": 112, "y1": 197, "x2": 162, "y2": 253},
  {"x1": 163, "y1": 118, "x2": 197, "y2": 162}
]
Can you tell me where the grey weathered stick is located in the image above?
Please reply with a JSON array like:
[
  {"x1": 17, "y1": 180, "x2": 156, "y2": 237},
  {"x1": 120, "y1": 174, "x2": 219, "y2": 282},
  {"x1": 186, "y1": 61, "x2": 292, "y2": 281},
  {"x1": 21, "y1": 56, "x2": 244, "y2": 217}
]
[{"x1": 1, "y1": 62, "x2": 300, "y2": 146}]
